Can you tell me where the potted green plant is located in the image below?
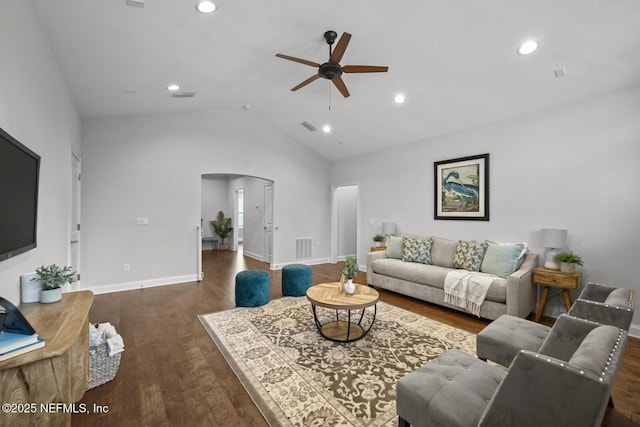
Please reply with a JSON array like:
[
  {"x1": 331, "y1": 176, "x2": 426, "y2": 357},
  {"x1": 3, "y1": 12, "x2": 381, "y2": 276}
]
[
  {"x1": 32, "y1": 264, "x2": 76, "y2": 303},
  {"x1": 554, "y1": 253, "x2": 583, "y2": 273},
  {"x1": 373, "y1": 234, "x2": 385, "y2": 247},
  {"x1": 342, "y1": 256, "x2": 359, "y2": 295},
  {"x1": 210, "y1": 210, "x2": 233, "y2": 250}
]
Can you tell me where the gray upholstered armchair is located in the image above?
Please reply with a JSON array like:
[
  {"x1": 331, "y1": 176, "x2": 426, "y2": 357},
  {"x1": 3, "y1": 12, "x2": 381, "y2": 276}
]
[
  {"x1": 568, "y1": 282, "x2": 635, "y2": 330},
  {"x1": 397, "y1": 315, "x2": 628, "y2": 427}
]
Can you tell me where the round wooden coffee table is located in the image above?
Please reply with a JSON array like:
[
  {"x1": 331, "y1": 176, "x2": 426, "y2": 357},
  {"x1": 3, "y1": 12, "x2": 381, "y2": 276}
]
[{"x1": 306, "y1": 282, "x2": 380, "y2": 342}]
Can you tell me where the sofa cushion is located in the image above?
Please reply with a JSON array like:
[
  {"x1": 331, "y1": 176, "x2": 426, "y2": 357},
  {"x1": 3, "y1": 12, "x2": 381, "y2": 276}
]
[
  {"x1": 453, "y1": 240, "x2": 488, "y2": 271},
  {"x1": 431, "y1": 236, "x2": 459, "y2": 268},
  {"x1": 480, "y1": 241, "x2": 528, "y2": 278},
  {"x1": 402, "y1": 236, "x2": 432, "y2": 264},
  {"x1": 373, "y1": 259, "x2": 450, "y2": 287},
  {"x1": 386, "y1": 236, "x2": 403, "y2": 259},
  {"x1": 371, "y1": 258, "x2": 508, "y2": 302}
]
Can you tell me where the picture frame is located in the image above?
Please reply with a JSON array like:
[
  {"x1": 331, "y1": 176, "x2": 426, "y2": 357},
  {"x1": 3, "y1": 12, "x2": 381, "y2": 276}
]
[{"x1": 434, "y1": 153, "x2": 489, "y2": 221}]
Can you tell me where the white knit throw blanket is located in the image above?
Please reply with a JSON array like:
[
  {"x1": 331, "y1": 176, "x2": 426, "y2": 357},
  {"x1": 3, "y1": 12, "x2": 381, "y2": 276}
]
[{"x1": 444, "y1": 270, "x2": 497, "y2": 317}]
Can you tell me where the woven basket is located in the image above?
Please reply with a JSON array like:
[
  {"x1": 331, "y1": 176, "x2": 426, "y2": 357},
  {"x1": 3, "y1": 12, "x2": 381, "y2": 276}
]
[{"x1": 87, "y1": 343, "x2": 121, "y2": 390}]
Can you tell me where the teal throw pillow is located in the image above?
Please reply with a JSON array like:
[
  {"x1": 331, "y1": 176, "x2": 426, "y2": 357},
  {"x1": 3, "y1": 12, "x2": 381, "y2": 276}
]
[
  {"x1": 453, "y1": 240, "x2": 488, "y2": 271},
  {"x1": 480, "y1": 241, "x2": 528, "y2": 278},
  {"x1": 386, "y1": 236, "x2": 403, "y2": 259},
  {"x1": 402, "y1": 236, "x2": 432, "y2": 264}
]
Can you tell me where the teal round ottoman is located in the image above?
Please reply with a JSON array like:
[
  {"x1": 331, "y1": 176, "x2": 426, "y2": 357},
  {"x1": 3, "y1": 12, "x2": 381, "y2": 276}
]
[
  {"x1": 235, "y1": 270, "x2": 270, "y2": 307},
  {"x1": 282, "y1": 264, "x2": 312, "y2": 296}
]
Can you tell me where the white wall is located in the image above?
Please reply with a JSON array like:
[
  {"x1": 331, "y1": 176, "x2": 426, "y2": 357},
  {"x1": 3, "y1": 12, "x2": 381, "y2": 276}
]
[
  {"x1": 336, "y1": 185, "x2": 358, "y2": 258},
  {"x1": 81, "y1": 109, "x2": 331, "y2": 292},
  {"x1": 0, "y1": 2, "x2": 81, "y2": 305},
  {"x1": 201, "y1": 176, "x2": 230, "y2": 239},
  {"x1": 332, "y1": 88, "x2": 640, "y2": 331}
]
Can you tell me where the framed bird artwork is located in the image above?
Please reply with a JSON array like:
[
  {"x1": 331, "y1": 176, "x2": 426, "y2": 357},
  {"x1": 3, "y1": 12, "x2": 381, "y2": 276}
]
[{"x1": 434, "y1": 153, "x2": 490, "y2": 221}]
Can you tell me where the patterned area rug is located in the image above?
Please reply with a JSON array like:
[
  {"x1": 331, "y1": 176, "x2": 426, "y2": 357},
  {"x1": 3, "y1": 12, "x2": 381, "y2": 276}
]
[{"x1": 198, "y1": 297, "x2": 476, "y2": 426}]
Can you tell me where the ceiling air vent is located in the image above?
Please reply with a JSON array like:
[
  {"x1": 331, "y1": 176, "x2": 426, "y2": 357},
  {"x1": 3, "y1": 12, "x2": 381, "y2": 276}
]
[
  {"x1": 171, "y1": 92, "x2": 196, "y2": 98},
  {"x1": 301, "y1": 121, "x2": 316, "y2": 132}
]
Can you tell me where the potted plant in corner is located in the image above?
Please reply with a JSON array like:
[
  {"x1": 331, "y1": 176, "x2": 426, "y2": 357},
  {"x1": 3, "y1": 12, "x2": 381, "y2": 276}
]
[
  {"x1": 33, "y1": 264, "x2": 76, "y2": 303},
  {"x1": 210, "y1": 210, "x2": 233, "y2": 250},
  {"x1": 554, "y1": 253, "x2": 583, "y2": 273},
  {"x1": 373, "y1": 234, "x2": 385, "y2": 247},
  {"x1": 342, "y1": 256, "x2": 359, "y2": 295}
]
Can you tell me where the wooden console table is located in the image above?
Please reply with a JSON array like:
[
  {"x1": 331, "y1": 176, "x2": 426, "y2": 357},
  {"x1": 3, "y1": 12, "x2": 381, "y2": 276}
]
[
  {"x1": 533, "y1": 267, "x2": 581, "y2": 322},
  {"x1": 0, "y1": 290, "x2": 93, "y2": 426}
]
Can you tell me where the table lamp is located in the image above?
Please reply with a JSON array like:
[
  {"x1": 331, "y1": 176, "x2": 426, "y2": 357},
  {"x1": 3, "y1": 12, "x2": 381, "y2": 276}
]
[
  {"x1": 541, "y1": 228, "x2": 567, "y2": 269},
  {"x1": 383, "y1": 222, "x2": 396, "y2": 236}
]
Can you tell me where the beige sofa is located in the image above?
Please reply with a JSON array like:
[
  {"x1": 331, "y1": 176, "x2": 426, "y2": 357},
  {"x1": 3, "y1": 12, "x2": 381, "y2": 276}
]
[{"x1": 366, "y1": 236, "x2": 538, "y2": 320}]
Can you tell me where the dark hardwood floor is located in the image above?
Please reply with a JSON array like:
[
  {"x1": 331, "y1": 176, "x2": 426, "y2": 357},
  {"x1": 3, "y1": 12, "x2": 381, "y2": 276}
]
[{"x1": 73, "y1": 247, "x2": 640, "y2": 426}]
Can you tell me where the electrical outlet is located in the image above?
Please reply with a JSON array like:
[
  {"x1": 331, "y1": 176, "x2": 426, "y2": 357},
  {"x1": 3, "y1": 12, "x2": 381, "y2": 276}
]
[{"x1": 124, "y1": 264, "x2": 130, "y2": 272}]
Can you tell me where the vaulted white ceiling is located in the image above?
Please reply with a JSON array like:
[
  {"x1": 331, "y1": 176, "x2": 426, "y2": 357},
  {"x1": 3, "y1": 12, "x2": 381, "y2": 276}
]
[{"x1": 31, "y1": 0, "x2": 640, "y2": 161}]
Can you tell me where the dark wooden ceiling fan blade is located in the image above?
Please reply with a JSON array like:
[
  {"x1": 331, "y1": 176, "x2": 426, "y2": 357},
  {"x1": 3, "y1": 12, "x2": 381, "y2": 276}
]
[
  {"x1": 332, "y1": 76, "x2": 350, "y2": 98},
  {"x1": 291, "y1": 75, "x2": 320, "y2": 91},
  {"x1": 329, "y1": 32, "x2": 352, "y2": 64},
  {"x1": 275, "y1": 53, "x2": 320, "y2": 68},
  {"x1": 342, "y1": 65, "x2": 389, "y2": 73}
]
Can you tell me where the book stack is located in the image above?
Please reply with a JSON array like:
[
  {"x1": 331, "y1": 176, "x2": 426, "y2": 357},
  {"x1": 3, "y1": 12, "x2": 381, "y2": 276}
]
[{"x1": 0, "y1": 331, "x2": 45, "y2": 362}]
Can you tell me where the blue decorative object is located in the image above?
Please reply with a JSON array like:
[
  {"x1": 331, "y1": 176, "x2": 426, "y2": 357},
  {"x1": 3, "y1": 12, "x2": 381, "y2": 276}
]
[
  {"x1": 235, "y1": 270, "x2": 270, "y2": 307},
  {"x1": 282, "y1": 264, "x2": 312, "y2": 296}
]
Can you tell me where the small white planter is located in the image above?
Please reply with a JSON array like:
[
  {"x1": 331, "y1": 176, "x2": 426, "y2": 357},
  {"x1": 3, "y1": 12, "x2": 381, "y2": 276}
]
[
  {"x1": 560, "y1": 262, "x2": 578, "y2": 274},
  {"x1": 21, "y1": 273, "x2": 42, "y2": 304},
  {"x1": 40, "y1": 288, "x2": 62, "y2": 303}
]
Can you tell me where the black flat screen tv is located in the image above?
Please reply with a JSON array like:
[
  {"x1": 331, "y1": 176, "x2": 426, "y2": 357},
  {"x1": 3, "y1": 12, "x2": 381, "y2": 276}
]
[{"x1": 0, "y1": 127, "x2": 40, "y2": 261}]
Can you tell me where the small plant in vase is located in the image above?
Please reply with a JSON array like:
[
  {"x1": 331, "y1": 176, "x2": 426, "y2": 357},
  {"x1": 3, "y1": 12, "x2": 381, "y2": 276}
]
[
  {"x1": 373, "y1": 234, "x2": 385, "y2": 247},
  {"x1": 342, "y1": 256, "x2": 359, "y2": 295},
  {"x1": 32, "y1": 264, "x2": 76, "y2": 303},
  {"x1": 554, "y1": 253, "x2": 583, "y2": 273}
]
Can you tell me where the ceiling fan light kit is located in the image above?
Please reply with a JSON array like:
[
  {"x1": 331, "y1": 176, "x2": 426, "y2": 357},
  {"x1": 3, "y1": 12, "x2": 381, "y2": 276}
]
[{"x1": 276, "y1": 30, "x2": 389, "y2": 98}]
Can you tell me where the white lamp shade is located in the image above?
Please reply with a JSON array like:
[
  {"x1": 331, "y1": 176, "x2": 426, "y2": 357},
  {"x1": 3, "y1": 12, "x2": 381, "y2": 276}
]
[
  {"x1": 541, "y1": 228, "x2": 567, "y2": 249},
  {"x1": 382, "y1": 222, "x2": 396, "y2": 236}
]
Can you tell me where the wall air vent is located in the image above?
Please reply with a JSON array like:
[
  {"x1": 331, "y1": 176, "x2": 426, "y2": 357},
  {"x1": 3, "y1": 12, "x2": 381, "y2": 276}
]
[
  {"x1": 301, "y1": 121, "x2": 316, "y2": 132},
  {"x1": 295, "y1": 238, "x2": 312, "y2": 260},
  {"x1": 171, "y1": 92, "x2": 196, "y2": 98}
]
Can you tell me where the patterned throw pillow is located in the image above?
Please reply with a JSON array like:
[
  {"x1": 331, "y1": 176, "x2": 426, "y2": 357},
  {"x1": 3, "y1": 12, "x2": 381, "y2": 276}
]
[
  {"x1": 402, "y1": 236, "x2": 432, "y2": 264},
  {"x1": 453, "y1": 240, "x2": 488, "y2": 271}
]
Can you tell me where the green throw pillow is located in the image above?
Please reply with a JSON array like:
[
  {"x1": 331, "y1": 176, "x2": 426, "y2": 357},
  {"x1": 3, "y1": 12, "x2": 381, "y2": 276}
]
[
  {"x1": 386, "y1": 236, "x2": 404, "y2": 259},
  {"x1": 480, "y1": 241, "x2": 528, "y2": 278},
  {"x1": 402, "y1": 236, "x2": 432, "y2": 264},
  {"x1": 453, "y1": 240, "x2": 488, "y2": 271}
]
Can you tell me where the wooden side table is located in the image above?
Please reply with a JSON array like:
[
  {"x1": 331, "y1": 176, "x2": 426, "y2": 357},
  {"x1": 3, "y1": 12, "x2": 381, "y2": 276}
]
[
  {"x1": 533, "y1": 267, "x2": 582, "y2": 322},
  {"x1": 370, "y1": 246, "x2": 386, "y2": 252}
]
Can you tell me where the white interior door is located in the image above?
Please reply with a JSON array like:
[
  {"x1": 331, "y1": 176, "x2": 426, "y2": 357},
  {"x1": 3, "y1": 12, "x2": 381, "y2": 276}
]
[
  {"x1": 264, "y1": 184, "x2": 273, "y2": 263},
  {"x1": 69, "y1": 154, "x2": 81, "y2": 289}
]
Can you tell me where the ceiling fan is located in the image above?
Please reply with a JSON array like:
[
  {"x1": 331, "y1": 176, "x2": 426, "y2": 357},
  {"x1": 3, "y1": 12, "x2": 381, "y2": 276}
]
[{"x1": 275, "y1": 30, "x2": 389, "y2": 98}]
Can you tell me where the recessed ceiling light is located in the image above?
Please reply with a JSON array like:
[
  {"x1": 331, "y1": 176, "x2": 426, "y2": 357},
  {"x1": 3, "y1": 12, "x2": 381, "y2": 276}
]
[
  {"x1": 322, "y1": 125, "x2": 331, "y2": 133},
  {"x1": 518, "y1": 40, "x2": 538, "y2": 55},
  {"x1": 195, "y1": 0, "x2": 216, "y2": 14},
  {"x1": 394, "y1": 94, "x2": 405, "y2": 104},
  {"x1": 167, "y1": 84, "x2": 180, "y2": 91}
]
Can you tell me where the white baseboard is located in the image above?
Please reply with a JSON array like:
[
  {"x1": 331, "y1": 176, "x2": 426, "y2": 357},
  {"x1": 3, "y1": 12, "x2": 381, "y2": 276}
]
[
  {"x1": 243, "y1": 250, "x2": 264, "y2": 262},
  {"x1": 82, "y1": 274, "x2": 199, "y2": 295},
  {"x1": 629, "y1": 323, "x2": 640, "y2": 338}
]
